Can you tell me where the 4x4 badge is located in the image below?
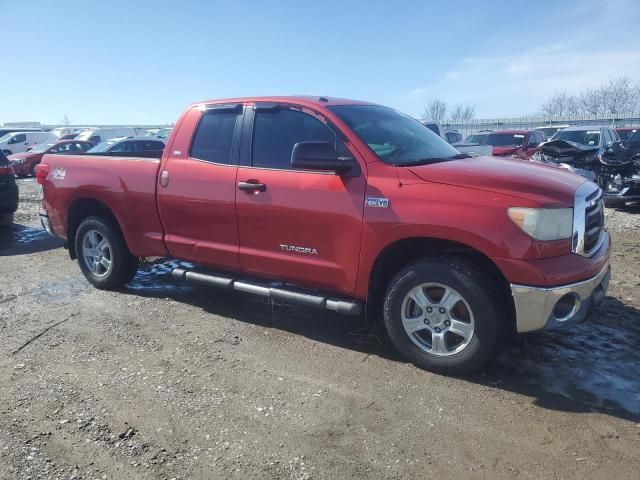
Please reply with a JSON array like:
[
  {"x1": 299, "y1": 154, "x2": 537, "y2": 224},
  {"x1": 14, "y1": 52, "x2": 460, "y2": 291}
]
[{"x1": 366, "y1": 197, "x2": 389, "y2": 208}]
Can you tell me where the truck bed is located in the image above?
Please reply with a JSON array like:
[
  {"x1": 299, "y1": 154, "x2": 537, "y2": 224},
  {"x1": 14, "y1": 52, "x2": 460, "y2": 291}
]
[{"x1": 41, "y1": 153, "x2": 168, "y2": 257}]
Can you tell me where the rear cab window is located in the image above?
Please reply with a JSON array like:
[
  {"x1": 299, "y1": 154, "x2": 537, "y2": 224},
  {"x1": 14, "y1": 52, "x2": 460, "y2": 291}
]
[{"x1": 190, "y1": 110, "x2": 240, "y2": 165}]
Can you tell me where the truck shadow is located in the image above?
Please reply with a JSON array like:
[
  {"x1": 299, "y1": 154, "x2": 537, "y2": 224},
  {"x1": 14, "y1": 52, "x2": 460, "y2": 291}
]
[
  {"x1": 126, "y1": 260, "x2": 640, "y2": 423},
  {"x1": 0, "y1": 224, "x2": 63, "y2": 256}
]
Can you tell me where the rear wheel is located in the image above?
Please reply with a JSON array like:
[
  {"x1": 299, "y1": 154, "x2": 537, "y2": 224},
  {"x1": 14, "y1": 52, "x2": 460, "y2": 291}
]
[
  {"x1": 2, "y1": 150, "x2": 11, "y2": 156},
  {"x1": 75, "y1": 216, "x2": 138, "y2": 289},
  {"x1": 0, "y1": 213, "x2": 14, "y2": 228},
  {"x1": 383, "y1": 257, "x2": 504, "y2": 374}
]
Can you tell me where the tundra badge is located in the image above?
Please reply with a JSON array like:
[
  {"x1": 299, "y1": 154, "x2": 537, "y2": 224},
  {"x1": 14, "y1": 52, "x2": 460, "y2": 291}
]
[
  {"x1": 280, "y1": 244, "x2": 319, "y2": 255},
  {"x1": 366, "y1": 197, "x2": 389, "y2": 208}
]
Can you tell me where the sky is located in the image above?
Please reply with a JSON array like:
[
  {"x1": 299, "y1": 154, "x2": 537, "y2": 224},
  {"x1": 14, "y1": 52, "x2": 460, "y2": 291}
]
[{"x1": 2, "y1": 0, "x2": 639, "y2": 125}]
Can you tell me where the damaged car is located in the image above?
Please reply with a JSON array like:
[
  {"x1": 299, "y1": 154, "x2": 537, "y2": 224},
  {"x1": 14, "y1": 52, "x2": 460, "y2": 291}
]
[{"x1": 531, "y1": 125, "x2": 640, "y2": 207}]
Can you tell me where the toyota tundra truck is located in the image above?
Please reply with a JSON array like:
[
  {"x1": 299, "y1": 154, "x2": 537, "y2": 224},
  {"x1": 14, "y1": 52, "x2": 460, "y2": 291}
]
[{"x1": 37, "y1": 96, "x2": 611, "y2": 373}]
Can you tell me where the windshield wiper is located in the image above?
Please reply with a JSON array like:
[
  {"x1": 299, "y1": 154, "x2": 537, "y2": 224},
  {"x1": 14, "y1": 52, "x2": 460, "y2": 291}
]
[{"x1": 400, "y1": 153, "x2": 470, "y2": 166}]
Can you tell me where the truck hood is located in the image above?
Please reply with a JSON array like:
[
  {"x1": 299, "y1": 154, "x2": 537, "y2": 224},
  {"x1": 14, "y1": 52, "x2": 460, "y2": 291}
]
[{"x1": 406, "y1": 156, "x2": 585, "y2": 205}]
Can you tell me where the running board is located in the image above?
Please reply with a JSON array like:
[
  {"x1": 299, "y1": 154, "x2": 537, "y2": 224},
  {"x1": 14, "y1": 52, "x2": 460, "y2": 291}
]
[{"x1": 171, "y1": 268, "x2": 362, "y2": 316}]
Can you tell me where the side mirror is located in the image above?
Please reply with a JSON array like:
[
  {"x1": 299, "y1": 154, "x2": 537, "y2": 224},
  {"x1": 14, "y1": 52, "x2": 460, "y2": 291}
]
[{"x1": 291, "y1": 141, "x2": 352, "y2": 173}]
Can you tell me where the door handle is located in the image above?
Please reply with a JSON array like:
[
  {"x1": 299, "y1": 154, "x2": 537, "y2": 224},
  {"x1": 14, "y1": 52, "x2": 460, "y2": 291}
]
[
  {"x1": 238, "y1": 181, "x2": 266, "y2": 192},
  {"x1": 160, "y1": 170, "x2": 169, "y2": 187}
]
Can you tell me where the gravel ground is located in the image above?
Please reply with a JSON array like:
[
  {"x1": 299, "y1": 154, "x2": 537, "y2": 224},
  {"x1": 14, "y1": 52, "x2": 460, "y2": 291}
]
[{"x1": 1, "y1": 178, "x2": 639, "y2": 479}]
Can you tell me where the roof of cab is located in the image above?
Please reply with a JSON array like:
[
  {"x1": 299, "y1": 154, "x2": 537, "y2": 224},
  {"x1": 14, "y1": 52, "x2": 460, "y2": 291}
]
[{"x1": 190, "y1": 96, "x2": 376, "y2": 109}]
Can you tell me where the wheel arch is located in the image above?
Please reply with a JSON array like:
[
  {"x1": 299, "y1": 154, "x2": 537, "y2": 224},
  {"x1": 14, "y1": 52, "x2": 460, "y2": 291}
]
[
  {"x1": 366, "y1": 237, "x2": 515, "y2": 329},
  {"x1": 67, "y1": 197, "x2": 127, "y2": 259}
]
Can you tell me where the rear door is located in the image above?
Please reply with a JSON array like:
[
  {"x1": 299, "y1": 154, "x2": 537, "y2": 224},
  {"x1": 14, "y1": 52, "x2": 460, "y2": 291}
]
[
  {"x1": 235, "y1": 104, "x2": 367, "y2": 295},
  {"x1": 157, "y1": 104, "x2": 243, "y2": 270}
]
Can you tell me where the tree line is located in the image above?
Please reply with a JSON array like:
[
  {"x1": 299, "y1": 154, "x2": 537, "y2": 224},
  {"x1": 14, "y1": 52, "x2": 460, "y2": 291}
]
[{"x1": 421, "y1": 76, "x2": 639, "y2": 122}]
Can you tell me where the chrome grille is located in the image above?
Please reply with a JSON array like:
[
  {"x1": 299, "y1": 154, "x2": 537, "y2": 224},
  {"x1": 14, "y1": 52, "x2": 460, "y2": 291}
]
[
  {"x1": 572, "y1": 183, "x2": 605, "y2": 257},
  {"x1": 584, "y1": 195, "x2": 604, "y2": 254}
]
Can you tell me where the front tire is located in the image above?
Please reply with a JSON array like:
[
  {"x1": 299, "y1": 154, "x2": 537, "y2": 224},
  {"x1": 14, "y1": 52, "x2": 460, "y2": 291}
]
[
  {"x1": 383, "y1": 257, "x2": 504, "y2": 374},
  {"x1": 75, "y1": 216, "x2": 138, "y2": 290}
]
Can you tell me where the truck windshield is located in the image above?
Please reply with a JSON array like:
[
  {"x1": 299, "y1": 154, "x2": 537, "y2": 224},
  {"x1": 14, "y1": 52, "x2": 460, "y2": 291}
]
[
  {"x1": 328, "y1": 105, "x2": 461, "y2": 166},
  {"x1": 483, "y1": 133, "x2": 525, "y2": 147}
]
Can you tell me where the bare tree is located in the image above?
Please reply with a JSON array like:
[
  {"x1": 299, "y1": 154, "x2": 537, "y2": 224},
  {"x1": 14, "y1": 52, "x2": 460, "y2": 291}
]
[
  {"x1": 422, "y1": 99, "x2": 447, "y2": 122},
  {"x1": 450, "y1": 104, "x2": 476, "y2": 122},
  {"x1": 59, "y1": 114, "x2": 70, "y2": 126},
  {"x1": 542, "y1": 77, "x2": 640, "y2": 117},
  {"x1": 540, "y1": 91, "x2": 580, "y2": 116}
]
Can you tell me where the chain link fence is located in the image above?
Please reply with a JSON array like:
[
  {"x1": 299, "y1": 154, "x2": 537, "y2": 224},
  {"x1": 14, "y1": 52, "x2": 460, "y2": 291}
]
[{"x1": 441, "y1": 113, "x2": 640, "y2": 137}]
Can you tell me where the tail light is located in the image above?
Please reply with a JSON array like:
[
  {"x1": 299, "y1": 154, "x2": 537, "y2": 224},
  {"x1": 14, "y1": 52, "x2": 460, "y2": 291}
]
[
  {"x1": 35, "y1": 163, "x2": 50, "y2": 185},
  {"x1": 0, "y1": 166, "x2": 9, "y2": 175}
]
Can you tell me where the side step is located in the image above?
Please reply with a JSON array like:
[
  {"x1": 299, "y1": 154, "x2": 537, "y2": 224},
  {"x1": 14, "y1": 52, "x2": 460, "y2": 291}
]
[{"x1": 171, "y1": 268, "x2": 362, "y2": 316}]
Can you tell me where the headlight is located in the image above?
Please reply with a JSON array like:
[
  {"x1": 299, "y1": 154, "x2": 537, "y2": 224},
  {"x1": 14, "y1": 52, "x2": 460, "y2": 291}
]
[
  {"x1": 11, "y1": 159, "x2": 24, "y2": 164},
  {"x1": 507, "y1": 207, "x2": 573, "y2": 241}
]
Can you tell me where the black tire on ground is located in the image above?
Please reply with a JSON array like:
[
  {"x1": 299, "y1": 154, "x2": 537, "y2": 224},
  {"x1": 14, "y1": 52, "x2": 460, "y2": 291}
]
[
  {"x1": 383, "y1": 257, "x2": 505, "y2": 374},
  {"x1": 604, "y1": 199, "x2": 626, "y2": 209},
  {"x1": 0, "y1": 213, "x2": 14, "y2": 228},
  {"x1": 2, "y1": 150, "x2": 12, "y2": 156},
  {"x1": 74, "y1": 216, "x2": 138, "y2": 290}
]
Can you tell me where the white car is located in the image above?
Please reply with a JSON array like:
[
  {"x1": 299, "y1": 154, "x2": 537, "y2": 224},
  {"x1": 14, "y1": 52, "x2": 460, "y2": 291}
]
[
  {"x1": 0, "y1": 131, "x2": 56, "y2": 156},
  {"x1": 49, "y1": 127, "x2": 91, "y2": 139},
  {"x1": 76, "y1": 127, "x2": 141, "y2": 145}
]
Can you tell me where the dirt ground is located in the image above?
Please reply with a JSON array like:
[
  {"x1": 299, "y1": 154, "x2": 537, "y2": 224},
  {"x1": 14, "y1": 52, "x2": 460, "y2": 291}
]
[{"x1": 1, "y1": 178, "x2": 639, "y2": 480}]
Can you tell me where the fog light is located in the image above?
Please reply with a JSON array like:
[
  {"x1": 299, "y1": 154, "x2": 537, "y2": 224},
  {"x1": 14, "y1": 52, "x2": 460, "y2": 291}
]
[{"x1": 553, "y1": 293, "x2": 577, "y2": 321}]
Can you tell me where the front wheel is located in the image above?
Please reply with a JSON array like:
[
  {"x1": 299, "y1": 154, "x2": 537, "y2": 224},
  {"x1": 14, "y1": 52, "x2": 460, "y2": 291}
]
[
  {"x1": 2, "y1": 150, "x2": 12, "y2": 156},
  {"x1": 383, "y1": 257, "x2": 504, "y2": 374},
  {"x1": 75, "y1": 216, "x2": 138, "y2": 290}
]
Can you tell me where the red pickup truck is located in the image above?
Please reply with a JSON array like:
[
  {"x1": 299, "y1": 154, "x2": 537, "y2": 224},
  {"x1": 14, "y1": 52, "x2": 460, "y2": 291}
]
[{"x1": 37, "y1": 96, "x2": 611, "y2": 373}]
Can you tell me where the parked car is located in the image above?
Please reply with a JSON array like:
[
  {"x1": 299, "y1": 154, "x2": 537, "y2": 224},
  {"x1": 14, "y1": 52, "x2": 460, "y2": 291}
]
[
  {"x1": 153, "y1": 128, "x2": 173, "y2": 139},
  {"x1": 76, "y1": 127, "x2": 140, "y2": 145},
  {"x1": 482, "y1": 130, "x2": 546, "y2": 159},
  {"x1": 0, "y1": 131, "x2": 56, "y2": 156},
  {"x1": 420, "y1": 122, "x2": 462, "y2": 144},
  {"x1": 453, "y1": 132, "x2": 493, "y2": 157},
  {"x1": 0, "y1": 150, "x2": 18, "y2": 227},
  {"x1": 87, "y1": 136, "x2": 166, "y2": 155},
  {"x1": 8, "y1": 140, "x2": 94, "y2": 177},
  {"x1": 49, "y1": 127, "x2": 91, "y2": 139},
  {"x1": 421, "y1": 122, "x2": 492, "y2": 156},
  {"x1": 531, "y1": 126, "x2": 639, "y2": 206},
  {"x1": 463, "y1": 132, "x2": 490, "y2": 144},
  {"x1": 0, "y1": 127, "x2": 42, "y2": 138},
  {"x1": 535, "y1": 125, "x2": 569, "y2": 139},
  {"x1": 38, "y1": 96, "x2": 610, "y2": 374},
  {"x1": 615, "y1": 127, "x2": 638, "y2": 145}
]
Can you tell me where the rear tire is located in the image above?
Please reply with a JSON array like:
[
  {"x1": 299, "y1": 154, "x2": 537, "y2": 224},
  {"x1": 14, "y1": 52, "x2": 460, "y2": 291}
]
[
  {"x1": 0, "y1": 213, "x2": 14, "y2": 228},
  {"x1": 2, "y1": 150, "x2": 11, "y2": 156},
  {"x1": 75, "y1": 216, "x2": 138, "y2": 290},
  {"x1": 383, "y1": 257, "x2": 504, "y2": 374}
]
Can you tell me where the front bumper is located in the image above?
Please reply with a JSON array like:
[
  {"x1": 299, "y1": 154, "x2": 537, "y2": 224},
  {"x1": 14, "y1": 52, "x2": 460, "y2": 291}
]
[{"x1": 511, "y1": 262, "x2": 611, "y2": 333}]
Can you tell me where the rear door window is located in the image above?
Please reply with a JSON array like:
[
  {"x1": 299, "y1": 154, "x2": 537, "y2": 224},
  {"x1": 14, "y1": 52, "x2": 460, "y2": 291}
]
[
  {"x1": 190, "y1": 111, "x2": 239, "y2": 164},
  {"x1": 252, "y1": 108, "x2": 337, "y2": 170}
]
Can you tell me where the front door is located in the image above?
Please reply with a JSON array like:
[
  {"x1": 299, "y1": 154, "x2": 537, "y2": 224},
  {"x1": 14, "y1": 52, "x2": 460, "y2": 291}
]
[
  {"x1": 235, "y1": 104, "x2": 367, "y2": 296},
  {"x1": 157, "y1": 105, "x2": 243, "y2": 270}
]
